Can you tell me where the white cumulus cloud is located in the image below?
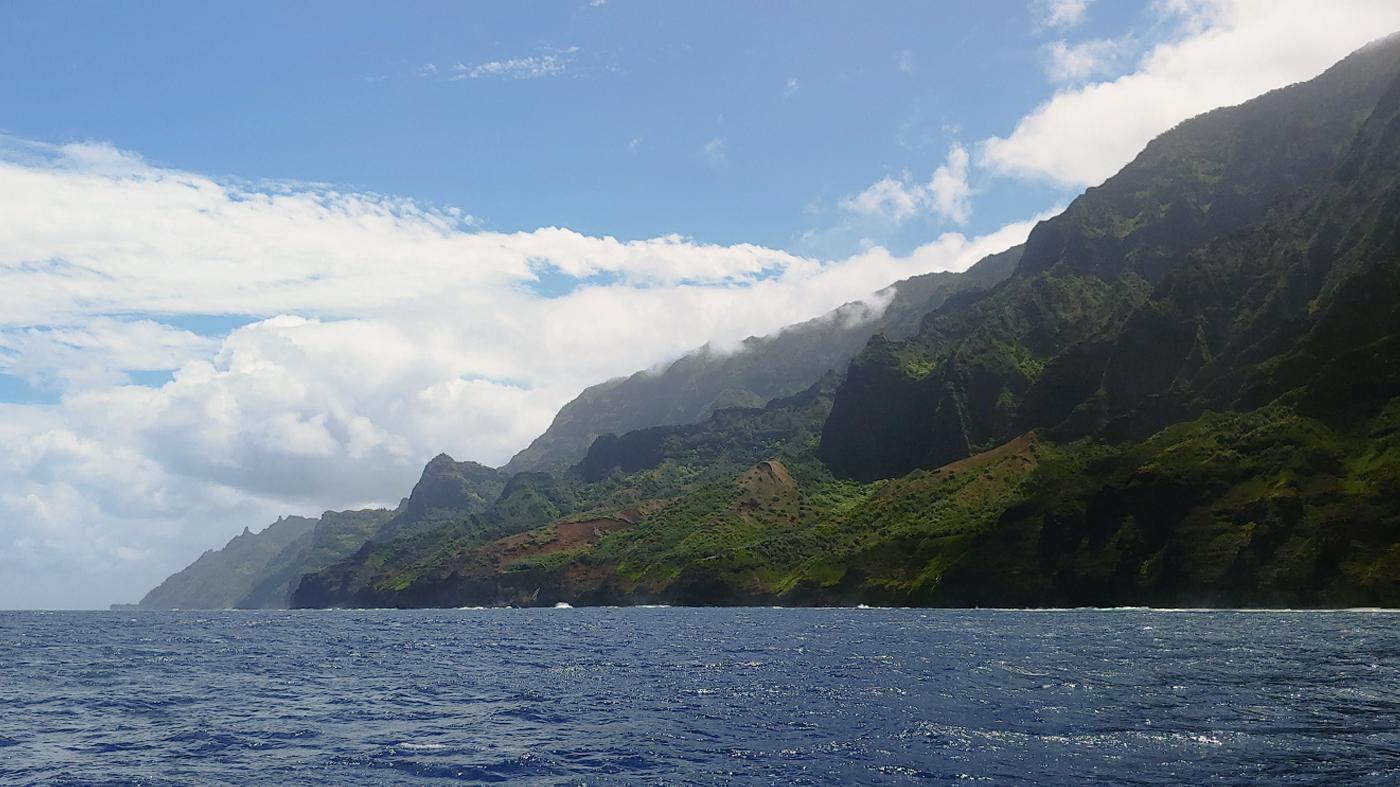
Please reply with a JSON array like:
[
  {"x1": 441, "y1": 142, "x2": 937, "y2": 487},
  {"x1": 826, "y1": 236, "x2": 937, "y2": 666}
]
[{"x1": 983, "y1": 0, "x2": 1400, "y2": 188}]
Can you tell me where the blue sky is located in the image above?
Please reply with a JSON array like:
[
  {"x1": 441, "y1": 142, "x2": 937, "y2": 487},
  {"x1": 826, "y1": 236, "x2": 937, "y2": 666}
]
[
  {"x1": 2, "y1": 0, "x2": 1398, "y2": 608},
  {"x1": 2, "y1": 1, "x2": 1142, "y2": 255}
]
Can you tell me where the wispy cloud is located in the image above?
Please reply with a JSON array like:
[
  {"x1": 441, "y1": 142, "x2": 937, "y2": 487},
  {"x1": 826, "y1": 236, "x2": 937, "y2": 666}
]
[
  {"x1": 898, "y1": 50, "x2": 916, "y2": 73},
  {"x1": 784, "y1": 77, "x2": 800, "y2": 98},
  {"x1": 1032, "y1": 0, "x2": 1093, "y2": 33},
  {"x1": 451, "y1": 47, "x2": 579, "y2": 80},
  {"x1": 703, "y1": 137, "x2": 726, "y2": 164},
  {"x1": 1039, "y1": 36, "x2": 1135, "y2": 83}
]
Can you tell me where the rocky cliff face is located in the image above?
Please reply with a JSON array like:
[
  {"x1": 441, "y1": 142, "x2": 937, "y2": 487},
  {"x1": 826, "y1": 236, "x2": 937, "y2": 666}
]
[{"x1": 370, "y1": 455, "x2": 511, "y2": 543}]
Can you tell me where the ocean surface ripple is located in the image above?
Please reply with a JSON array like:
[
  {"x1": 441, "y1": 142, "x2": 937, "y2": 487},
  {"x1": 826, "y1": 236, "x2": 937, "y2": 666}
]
[{"x1": 1, "y1": 608, "x2": 1397, "y2": 785}]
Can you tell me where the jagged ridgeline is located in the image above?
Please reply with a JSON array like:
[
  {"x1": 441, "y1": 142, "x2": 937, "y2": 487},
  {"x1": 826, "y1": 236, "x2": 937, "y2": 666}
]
[
  {"x1": 143, "y1": 36, "x2": 1400, "y2": 610},
  {"x1": 137, "y1": 514, "x2": 320, "y2": 610},
  {"x1": 135, "y1": 459, "x2": 508, "y2": 609}
]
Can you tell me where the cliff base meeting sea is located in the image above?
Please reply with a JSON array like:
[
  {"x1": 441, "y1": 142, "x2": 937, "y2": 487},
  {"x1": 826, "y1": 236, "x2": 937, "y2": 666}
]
[{"x1": 2, "y1": 607, "x2": 1396, "y2": 786}]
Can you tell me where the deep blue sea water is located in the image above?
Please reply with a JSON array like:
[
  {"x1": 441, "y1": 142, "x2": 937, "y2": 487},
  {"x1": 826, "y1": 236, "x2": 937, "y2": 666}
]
[{"x1": 1, "y1": 608, "x2": 1397, "y2": 786}]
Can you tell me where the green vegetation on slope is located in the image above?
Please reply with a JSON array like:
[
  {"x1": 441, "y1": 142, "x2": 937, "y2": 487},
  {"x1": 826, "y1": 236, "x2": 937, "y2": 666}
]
[
  {"x1": 329, "y1": 400, "x2": 1400, "y2": 609},
  {"x1": 920, "y1": 405, "x2": 1400, "y2": 608}
]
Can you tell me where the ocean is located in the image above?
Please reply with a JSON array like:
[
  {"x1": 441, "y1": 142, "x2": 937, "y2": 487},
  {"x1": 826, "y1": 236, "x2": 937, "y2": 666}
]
[{"x1": 1, "y1": 607, "x2": 1396, "y2": 785}]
